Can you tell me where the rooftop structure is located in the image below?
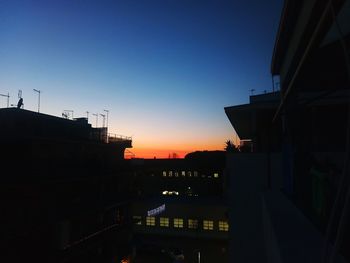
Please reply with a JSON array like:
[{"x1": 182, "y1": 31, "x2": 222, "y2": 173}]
[
  {"x1": 225, "y1": 91, "x2": 282, "y2": 152},
  {"x1": 0, "y1": 107, "x2": 133, "y2": 262}
]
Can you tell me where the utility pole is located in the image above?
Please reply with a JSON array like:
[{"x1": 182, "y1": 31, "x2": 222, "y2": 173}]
[
  {"x1": 33, "y1": 89, "x2": 41, "y2": 113},
  {"x1": 0, "y1": 93, "x2": 10, "y2": 107}
]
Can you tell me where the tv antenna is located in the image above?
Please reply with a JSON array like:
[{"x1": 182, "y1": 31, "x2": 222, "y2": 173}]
[
  {"x1": 103, "y1": 109, "x2": 109, "y2": 130},
  {"x1": 33, "y1": 89, "x2": 41, "y2": 113},
  {"x1": 92, "y1": 113, "x2": 98, "y2": 127},
  {"x1": 63, "y1": 110, "x2": 74, "y2": 119},
  {"x1": 86, "y1": 111, "x2": 89, "y2": 120},
  {"x1": 0, "y1": 93, "x2": 10, "y2": 107},
  {"x1": 18, "y1": 90, "x2": 22, "y2": 99},
  {"x1": 250, "y1": 89, "x2": 255, "y2": 95}
]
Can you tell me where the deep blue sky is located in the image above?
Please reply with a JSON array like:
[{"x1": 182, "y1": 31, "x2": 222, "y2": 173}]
[{"x1": 0, "y1": 0, "x2": 283, "y2": 157}]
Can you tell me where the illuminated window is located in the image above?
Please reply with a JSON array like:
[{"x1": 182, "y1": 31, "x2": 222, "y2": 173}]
[
  {"x1": 169, "y1": 171, "x2": 173, "y2": 177},
  {"x1": 219, "y1": 221, "x2": 229, "y2": 231},
  {"x1": 162, "y1": 171, "x2": 167, "y2": 177},
  {"x1": 174, "y1": 218, "x2": 184, "y2": 228},
  {"x1": 133, "y1": 216, "x2": 142, "y2": 225},
  {"x1": 175, "y1": 172, "x2": 179, "y2": 177},
  {"x1": 160, "y1": 217, "x2": 169, "y2": 227},
  {"x1": 146, "y1": 216, "x2": 156, "y2": 226},
  {"x1": 194, "y1": 171, "x2": 198, "y2": 177},
  {"x1": 187, "y1": 171, "x2": 192, "y2": 177},
  {"x1": 203, "y1": 220, "x2": 214, "y2": 230},
  {"x1": 181, "y1": 171, "x2": 186, "y2": 177},
  {"x1": 188, "y1": 219, "x2": 198, "y2": 229},
  {"x1": 214, "y1": 173, "x2": 219, "y2": 178}
]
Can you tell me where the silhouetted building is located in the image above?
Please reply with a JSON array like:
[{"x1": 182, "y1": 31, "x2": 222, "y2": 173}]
[
  {"x1": 128, "y1": 153, "x2": 226, "y2": 197},
  {"x1": 126, "y1": 152, "x2": 229, "y2": 262},
  {"x1": 226, "y1": 0, "x2": 350, "y2": 262},
  {"x1": 0, "y1": 108, "x2": 133, "y2": 263}
]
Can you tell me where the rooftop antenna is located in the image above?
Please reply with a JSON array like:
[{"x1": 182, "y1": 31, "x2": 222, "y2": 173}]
[
  {"x1": 100, "y1": 114, "x2": 106, "y2": 127},
  {"x1": 16, "y1": 90, "x2": 24, "y2": 109},
  {"x1": 63, "y1": 110, "x2": 74, "y2": 119},
  {"x1": 103, "y1": 109, "x2": 109, "y2": 131},
  {"x1": 33, "y1": 89, "x2": 41, "y2": 113},
  {"x1": 92, "y1": 113, "x2": 98, "y2": 127},
  {"x1": 0, "y1": 93, "x2": 10, "y2": 107},
  {"x1": 86, "y1": 111, "x2": 89, "y2": 121},
  {"x1": 250, "y1": 89, "x2": 255, "y2": 95}
]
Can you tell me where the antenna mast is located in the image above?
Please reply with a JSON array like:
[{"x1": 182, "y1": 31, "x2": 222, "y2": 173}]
[
  {"x1": 33, "y1": 89, "x2": 41, "y2": 113},
  {"x1": 92, "y1": 113, "x2": 98, "y2": 127},
  {"x1": 0, "y1": 93, "x2": 10, "y2": 107}
]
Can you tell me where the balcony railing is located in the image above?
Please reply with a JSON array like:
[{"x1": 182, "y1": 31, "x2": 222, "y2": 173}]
[{"x1": 107, "y1": 133, "x2": 132, "y2": 143}]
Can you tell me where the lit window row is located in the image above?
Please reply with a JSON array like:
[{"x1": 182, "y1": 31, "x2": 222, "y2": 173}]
[
  {"x1": 174, "y1": 218, "x2": 183, "y2": 228},
  {"x1": 146, "y1": 216, "x2": 155, "y2": 226},
  {"x1": 162, "y1": 171, "x2": 220, "y2": 178},
  {"x1": 203, "y1": 220, "x2": 214, "y2": 230},
  {"x1": 219, "y1": 220, "x2": 229, "y2": 231},
  {"x1": 133, "y1": 216, "x2": 229, "y2": 231},
  {"x1": 160, "y1": 217, "x2": 169, "y2": 227}
]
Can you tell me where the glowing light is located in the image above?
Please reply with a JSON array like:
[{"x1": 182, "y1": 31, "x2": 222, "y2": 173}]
[
  {"x1": 162, "y1": 190, "x2": 179, "y2": 196},
  {"x1": 147, "y1": 204, "x2": 165, "y2": 216}
]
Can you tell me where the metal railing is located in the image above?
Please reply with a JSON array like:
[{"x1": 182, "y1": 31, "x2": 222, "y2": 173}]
[{"x1": 107, "y1": 133, "x2": 132, "y2": 143}]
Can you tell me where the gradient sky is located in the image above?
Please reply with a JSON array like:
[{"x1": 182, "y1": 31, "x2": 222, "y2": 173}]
[{"x1": 0, "y1": 0, "x2": 283, "y2": 158}]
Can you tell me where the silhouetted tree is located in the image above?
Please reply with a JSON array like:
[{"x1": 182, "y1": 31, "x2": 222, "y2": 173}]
[{"x1": 225, "y1": 140, "x2": 239, "y2": 153}]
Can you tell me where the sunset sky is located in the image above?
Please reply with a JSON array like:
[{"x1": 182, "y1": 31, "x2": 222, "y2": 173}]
[{"x1": 0, "y1": 0, "x2": 283, "y2": 158}]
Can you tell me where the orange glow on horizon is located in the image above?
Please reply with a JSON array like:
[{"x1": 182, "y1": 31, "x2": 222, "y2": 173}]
[{"x1": 124, "y1": 145, "x2": 226, "y2": 159}]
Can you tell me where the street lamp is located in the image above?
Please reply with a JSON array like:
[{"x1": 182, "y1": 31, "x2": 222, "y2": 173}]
[
  {"x1": 194, "y1": 249, "x2": 201, "y2": 263},
  {"x1": 33, "y1": 89, "x2": 41, "y2": 113}
]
